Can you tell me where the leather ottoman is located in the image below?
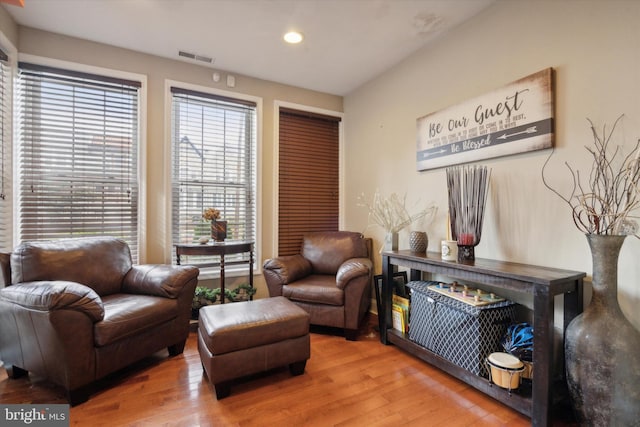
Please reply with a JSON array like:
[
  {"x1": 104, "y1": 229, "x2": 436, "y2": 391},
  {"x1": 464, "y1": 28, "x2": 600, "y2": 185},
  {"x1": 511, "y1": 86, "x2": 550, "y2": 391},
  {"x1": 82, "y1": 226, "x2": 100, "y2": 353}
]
[{"x1": 197, "y1": 296, "x2": 310, "y2": 399}]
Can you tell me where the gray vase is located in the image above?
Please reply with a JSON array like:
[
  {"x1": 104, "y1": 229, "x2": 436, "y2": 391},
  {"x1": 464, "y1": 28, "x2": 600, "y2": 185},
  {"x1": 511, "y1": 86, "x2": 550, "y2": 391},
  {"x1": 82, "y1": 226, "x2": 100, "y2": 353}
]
[
  {"x1": 409, "y1": 231, "x2": 428, "y2": 253},
  {"x1": 565, "y1": 234, "x2": 640, "y2": 426}
]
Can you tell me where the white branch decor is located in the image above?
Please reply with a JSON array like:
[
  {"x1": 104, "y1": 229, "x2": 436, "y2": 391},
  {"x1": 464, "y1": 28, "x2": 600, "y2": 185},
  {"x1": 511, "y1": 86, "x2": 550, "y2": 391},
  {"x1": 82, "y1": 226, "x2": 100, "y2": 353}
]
[
  {"x1": 542, "y1": 115, "x2": 640, "y2": 238},
  {"x1": 358, "y1": 190, "x2": 437, "y2": 234}
]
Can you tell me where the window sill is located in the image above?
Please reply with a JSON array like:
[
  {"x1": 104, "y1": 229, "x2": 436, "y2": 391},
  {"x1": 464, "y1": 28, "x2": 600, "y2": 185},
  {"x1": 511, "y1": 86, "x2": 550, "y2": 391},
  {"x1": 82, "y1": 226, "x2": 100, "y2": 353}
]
[{"x1": 193, "y1": 263, "x2": 259, "y2": 281}]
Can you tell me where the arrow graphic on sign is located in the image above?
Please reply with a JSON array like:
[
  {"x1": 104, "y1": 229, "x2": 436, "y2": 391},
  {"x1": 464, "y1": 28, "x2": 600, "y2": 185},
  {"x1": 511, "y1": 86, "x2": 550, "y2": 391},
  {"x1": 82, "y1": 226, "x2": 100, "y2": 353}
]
[
  {"x1": 423, "y1": 148, "x2": 448, "y2": 158},
  {"x1": 497, "y1": 126, "x2": 537, "y2": 140}
]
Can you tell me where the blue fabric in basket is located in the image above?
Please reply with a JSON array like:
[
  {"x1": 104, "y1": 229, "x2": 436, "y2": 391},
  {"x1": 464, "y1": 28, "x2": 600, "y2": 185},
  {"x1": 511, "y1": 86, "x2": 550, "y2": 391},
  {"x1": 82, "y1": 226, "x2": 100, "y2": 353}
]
[{"x1": 501, "y1": 322, "x2": 533, "y2": 362}]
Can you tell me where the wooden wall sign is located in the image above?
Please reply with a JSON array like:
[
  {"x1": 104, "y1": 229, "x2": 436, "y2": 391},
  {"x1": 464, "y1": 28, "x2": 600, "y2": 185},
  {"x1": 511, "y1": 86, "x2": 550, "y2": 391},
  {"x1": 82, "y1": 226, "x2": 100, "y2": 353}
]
[{"x1": 416, "y1": 68, "x2": 554, "y2": 171}]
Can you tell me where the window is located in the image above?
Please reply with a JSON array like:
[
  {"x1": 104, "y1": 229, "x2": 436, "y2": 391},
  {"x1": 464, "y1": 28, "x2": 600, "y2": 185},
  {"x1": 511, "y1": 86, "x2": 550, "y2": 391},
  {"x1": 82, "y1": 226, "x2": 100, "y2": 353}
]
[
  {"x1": 278, "y1": 107, "x2": 340, "y2": 256},
  {"x1": 0, "y1": 48, "x2": 10, "y2": 252},
  {"x1": 171, "y1": 87, "x2": 257, "y2": 270},
  {"x1": 17, "y1": 63, "x2": 141, "y2": 260}
]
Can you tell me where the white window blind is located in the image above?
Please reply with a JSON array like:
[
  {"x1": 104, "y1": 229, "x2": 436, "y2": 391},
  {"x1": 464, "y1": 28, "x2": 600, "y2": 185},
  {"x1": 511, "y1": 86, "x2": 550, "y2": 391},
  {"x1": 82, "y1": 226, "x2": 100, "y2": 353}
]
[
  {"x1": 171, "y1": 87, "x2": 256, "y2": 268},
  {"x1": 17, "y1": 63, "x2": 141, "y2": 260},
  {"x1": 0, "y1": 48, "x2": 10, "y2": 252}
]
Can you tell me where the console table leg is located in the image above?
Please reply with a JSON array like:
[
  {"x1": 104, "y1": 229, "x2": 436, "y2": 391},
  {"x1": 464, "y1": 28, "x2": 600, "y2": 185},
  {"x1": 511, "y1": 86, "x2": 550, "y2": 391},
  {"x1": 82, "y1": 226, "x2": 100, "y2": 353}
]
[
  {"x1": 220, "y1": 254, "x2": 225, "y2": 304},
  {"x1": 379, "y1": 255, "x2": 392, "y2": 344},
  {"x1": 249, "y1": 246, "x2": 254, "y2": 300},
  {"x1": 563, "y1": 278, "x2": 583, "y2": 331},
  {"x1": 533, "y1": 290, "x2": 554, "y2": 426}
]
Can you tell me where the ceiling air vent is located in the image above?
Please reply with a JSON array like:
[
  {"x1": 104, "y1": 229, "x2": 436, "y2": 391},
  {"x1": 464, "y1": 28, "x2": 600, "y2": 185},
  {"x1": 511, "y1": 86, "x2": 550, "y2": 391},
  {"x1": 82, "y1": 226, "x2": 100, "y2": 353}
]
[
  {"x1": 178, "y1": 50, "x2": 214, "y2": 64},
  {"x1": 178, "y1": 50, "x2": 196, "y2": 59}
]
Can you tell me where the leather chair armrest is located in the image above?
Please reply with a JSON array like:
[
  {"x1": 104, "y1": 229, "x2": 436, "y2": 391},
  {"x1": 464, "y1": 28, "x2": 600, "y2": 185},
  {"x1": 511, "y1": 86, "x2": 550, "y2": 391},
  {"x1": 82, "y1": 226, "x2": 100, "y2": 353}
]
[
  {"x1": 336, "y1": 257, "x2": 372, "y2": 289},
  {"x1": 122, "y1": 265, "x2": 200, "y2": 299},
  {"x1": 263, "y1": 255, "x2": 312, "y2": 285},
  {"x1": 0, "y1": 281, "x2": 104, "y2": 322}
]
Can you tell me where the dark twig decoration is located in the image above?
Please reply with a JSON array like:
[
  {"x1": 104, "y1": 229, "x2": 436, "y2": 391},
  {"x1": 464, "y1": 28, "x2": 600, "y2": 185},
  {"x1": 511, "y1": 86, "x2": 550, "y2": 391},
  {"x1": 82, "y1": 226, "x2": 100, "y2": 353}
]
[
  {"x1": 447, "y1": 165, "x2": 491, "y2": 260},
  {"x1": 542, "y1": 114, "x2": 640, "y2": 238}
]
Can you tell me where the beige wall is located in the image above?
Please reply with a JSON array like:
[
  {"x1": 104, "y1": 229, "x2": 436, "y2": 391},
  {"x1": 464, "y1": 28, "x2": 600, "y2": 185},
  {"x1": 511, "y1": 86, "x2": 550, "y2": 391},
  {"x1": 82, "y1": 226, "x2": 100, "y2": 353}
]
[
  {"x1": 344, "y1": 0, "x2": 640, "y2": 329},
  {"x1": 4, "y1": 24, "x2": 342, "y2": 298},
  {"x1": 0, "y1": 5, "x2": 17, "y2": 48}
]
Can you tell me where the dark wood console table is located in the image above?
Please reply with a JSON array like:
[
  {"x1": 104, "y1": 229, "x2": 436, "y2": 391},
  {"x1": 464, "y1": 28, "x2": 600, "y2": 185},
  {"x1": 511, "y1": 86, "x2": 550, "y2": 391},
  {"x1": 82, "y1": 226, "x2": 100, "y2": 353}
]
[
  {"x1": 175, "y1": 240, "x2": 254, "y2": 303},
  {"x1": 380, "y1": 250, "x2": 585, "y2": 427}
]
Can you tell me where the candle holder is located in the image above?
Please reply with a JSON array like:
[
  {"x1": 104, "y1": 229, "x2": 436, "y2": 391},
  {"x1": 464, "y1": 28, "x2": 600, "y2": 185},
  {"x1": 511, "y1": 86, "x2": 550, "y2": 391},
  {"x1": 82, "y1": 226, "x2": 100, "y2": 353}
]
[
  {"x1": 457, "y1": 244, "x2": 475, "y2": 262},
  {"x1": 456, "y1": 231, "x2": 478, "y2": 262}
]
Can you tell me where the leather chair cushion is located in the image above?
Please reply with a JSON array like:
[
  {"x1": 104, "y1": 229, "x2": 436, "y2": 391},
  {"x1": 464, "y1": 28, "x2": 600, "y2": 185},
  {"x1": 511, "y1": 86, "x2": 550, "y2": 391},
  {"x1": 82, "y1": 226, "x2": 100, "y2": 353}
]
[
  {"x1": 94, "y1": 294, "x2": 177, "y2": 347},
  {"x1": 10, "y1": 237, "x2": 132, "y2": 297},
  {"x1": 283, "y1": 275, "x2": 344, "y2": 306},
  {"x1": 302, "y1": 231, "x2": 368, "y2": 275},
  {"x1": 198, "y1": 296, "x2": 309, "y2": 355}
]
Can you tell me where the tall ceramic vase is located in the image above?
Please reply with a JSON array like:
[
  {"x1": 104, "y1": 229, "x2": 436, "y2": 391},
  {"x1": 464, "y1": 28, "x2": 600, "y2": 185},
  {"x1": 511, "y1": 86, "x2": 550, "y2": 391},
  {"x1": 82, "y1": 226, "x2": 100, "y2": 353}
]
[
  {"x1": 565, "y1": 234, "x2": 640, "y2": 426},
  {"x1": 382, "y1": 231, "x2": 399, "y2": 252}
]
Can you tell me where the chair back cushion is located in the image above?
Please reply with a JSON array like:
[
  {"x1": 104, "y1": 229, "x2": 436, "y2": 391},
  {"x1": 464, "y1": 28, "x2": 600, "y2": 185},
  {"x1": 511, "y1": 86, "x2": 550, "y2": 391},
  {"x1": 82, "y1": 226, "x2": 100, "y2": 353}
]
[
  {"x1": 10, "y1": 237, "x2": 132, "y2": 296},
  {"x1": 302, "y1": 231, "x2": 368, "y2": 275}
]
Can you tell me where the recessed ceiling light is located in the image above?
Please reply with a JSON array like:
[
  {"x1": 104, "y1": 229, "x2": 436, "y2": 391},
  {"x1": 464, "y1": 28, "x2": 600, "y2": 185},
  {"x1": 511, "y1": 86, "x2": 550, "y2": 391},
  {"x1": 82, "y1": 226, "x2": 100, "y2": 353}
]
[{"x1": 283, "y1": 31, "x2": 303, "y2": 44}]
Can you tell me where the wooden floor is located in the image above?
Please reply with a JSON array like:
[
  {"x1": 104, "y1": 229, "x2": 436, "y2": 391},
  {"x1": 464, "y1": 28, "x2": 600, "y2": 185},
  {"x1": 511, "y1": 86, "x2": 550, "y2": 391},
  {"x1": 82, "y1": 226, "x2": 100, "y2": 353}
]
[{"x1": 1, "y1": 317, "x2": 576, "y2": 426}]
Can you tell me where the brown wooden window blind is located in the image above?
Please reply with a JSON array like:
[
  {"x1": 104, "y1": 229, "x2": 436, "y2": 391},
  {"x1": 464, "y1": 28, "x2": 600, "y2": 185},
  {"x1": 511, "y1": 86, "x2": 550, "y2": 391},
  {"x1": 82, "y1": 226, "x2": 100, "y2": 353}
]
[{"x1": 278, "y1": 108, "x2": 340, "y2": 256}]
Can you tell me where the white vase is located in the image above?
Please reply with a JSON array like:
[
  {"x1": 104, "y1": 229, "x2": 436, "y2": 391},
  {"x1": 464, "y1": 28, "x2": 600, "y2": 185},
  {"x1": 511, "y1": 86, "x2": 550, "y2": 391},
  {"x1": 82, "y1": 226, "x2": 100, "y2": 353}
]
[{"x1": 383, "y1": 231, "x2": 399, "y2": 252}]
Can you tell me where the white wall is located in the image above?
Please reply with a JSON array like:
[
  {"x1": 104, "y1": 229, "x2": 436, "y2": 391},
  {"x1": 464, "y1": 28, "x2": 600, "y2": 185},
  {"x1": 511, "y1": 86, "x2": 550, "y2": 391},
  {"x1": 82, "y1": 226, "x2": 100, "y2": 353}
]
[{"x1": 344, "y1": 0, "x2": 640, "y2": 329}]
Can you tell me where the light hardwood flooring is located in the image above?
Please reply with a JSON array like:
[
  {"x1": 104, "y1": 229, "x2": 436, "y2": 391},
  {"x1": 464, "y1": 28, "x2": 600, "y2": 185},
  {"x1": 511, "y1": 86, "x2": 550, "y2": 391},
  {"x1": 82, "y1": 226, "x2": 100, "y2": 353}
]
[{"x1": 0, "y1": 318, "x2": 576, "y2": 426}]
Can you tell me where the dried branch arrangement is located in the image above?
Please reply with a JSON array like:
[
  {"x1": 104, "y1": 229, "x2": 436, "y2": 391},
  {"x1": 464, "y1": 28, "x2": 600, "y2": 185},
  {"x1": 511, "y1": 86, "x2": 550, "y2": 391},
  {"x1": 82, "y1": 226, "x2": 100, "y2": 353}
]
[
  {"x1": 358, "y1": 190, "x2": 437, "y2": 234},
  {"x1": 542, "y1": 115, "x2": 640, "y2": 238}
]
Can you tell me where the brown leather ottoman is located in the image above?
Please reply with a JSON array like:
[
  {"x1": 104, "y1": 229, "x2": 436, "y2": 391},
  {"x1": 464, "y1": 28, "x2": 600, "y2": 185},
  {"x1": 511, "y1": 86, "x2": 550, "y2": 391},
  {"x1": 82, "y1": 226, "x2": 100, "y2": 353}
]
[{"x1": 197, "y1": 296, "x2": 310, "y2": 399}]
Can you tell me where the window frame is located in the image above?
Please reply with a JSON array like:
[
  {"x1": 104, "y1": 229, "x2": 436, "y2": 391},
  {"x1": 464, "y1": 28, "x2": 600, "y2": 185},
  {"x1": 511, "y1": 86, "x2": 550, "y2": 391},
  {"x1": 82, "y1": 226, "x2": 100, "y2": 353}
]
[
  {"x1": 0, "y1": 34, "x2": 15, "y2": 253},
  {"x1": 16, "y1": 54, "x2": 148, "y2": 261},
  {"x1": 164, "y1": 80, "x2": 262, "y2": 278}
]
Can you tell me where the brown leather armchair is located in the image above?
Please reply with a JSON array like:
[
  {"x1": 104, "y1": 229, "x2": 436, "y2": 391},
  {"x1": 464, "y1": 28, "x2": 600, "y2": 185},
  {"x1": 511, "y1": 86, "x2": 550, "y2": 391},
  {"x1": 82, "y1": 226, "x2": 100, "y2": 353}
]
[
  {"x1": 0, "y1": 237, "x2": 199, "y2": 405},
  {"x1": 263, "y1": 231, "x2": 373, "y2": 340}
]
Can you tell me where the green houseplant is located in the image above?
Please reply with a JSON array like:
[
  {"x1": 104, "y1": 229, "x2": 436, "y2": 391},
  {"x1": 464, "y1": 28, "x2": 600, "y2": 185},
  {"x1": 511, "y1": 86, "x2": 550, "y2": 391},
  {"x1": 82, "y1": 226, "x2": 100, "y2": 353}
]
[
  {"x1": 192, "y1": 286, "x2": 218, "y2": 319},
  {"x1": 191, "y1": 284, "x2": 257, "y2": 319}
]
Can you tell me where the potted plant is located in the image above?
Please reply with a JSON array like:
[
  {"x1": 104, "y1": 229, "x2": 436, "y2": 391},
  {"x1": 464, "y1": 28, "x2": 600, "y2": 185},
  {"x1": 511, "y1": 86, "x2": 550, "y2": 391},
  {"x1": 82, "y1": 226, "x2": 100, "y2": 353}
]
[
  {"x1": 358, "y1": 190, "x2": 436, "y2": 252},
  {"x1": 203, "y1": 207, "x2": 227, "y2": 241},
  {"x1": 229, "y1": 283, "x2": 256, "y2": 302},
  {"x1": 192, "y1": 286, "x2": 218, "y2": 319},
  {"x1": 191, "y1": 284, "x2": 257, "y2": 319},
  {"x1": 542, "y1": 115, "x2": 640, "y2": 425}
]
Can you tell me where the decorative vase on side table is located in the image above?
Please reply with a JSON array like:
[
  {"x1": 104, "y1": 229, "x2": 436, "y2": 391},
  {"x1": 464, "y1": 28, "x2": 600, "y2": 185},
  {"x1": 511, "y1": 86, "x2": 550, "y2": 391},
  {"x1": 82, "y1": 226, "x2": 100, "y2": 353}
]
[
  {"x1": 409, "y1": 231, "x2": 428, "y2": 253},
  {"x1": 383, "y1": 231, "x2": 399, "y2": 252},
  {"x1": 211, "y1": 220, "x2": 227, "y2": 242},
  {"x1": 564, "y1": 234, "x2": 640, "y2": 426},
  {"x1": 357, "y1": 190, "x2": 437, "y2": 254},
  {"x1": 446, "y1": 165, "x2": 490, "y2": 262}
]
